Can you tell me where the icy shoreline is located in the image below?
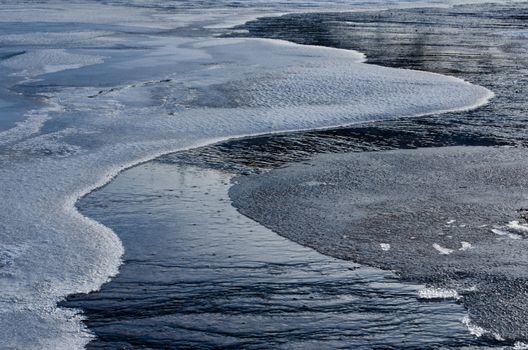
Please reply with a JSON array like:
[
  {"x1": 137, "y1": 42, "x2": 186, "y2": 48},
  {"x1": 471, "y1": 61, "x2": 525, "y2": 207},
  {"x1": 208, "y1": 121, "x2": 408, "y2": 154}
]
[
  {"x1": 0, "y1": 2, "x2": 494, "y2": 348},
  {"x1": 62, "y1": 162, "x2": 485, "y2": 348}
]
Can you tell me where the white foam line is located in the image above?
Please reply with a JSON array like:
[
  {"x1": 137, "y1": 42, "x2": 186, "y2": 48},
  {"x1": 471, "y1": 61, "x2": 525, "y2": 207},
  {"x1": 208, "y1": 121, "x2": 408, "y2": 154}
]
[
  {"x1": 461, "y1": 316, "x2": 505, "y2": 342},
  {"x1": 462, "y1": 316, "x2": 488, "y2": 338}
]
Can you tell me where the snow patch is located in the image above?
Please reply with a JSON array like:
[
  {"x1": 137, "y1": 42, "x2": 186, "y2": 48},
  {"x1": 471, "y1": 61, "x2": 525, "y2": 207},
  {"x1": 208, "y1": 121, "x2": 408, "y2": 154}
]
[
  {"x1": 507, "y1": 220, "x2": 528, "y2": 234},
  {"x1": 514, "y1": 342, "x2": 528, "y2": 350}
]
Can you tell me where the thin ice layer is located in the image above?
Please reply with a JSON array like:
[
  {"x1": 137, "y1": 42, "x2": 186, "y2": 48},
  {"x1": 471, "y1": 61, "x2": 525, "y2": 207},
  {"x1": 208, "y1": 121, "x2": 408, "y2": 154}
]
[
  {"x1": 229, "y1": 146, "x2": 528, "y2": 341},
  {"x1": 0, "y1": 2, "x2": 493, "y2": 349}
]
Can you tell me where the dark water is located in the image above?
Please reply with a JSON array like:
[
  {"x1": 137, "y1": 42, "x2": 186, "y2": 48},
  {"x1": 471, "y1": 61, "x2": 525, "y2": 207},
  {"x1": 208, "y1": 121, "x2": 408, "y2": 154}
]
[
  {"x1": 231, "y1": 2, "x2": 528, "y2": 143},
  {"x1": 230, "y1": 146, "x2": 528, "y2": 343},
  {"x1": 222, "y1": 2, "x2": 528, "y2": 344},
  {"x1": 65, "y1": 163, "x2": 486, "y2": 349},
  {"x1": 194, "y1": 1, "x2": 528, "y2": 169},
  {"x1": 64, "y1": 2, "x2": 528, "y2": 348}
]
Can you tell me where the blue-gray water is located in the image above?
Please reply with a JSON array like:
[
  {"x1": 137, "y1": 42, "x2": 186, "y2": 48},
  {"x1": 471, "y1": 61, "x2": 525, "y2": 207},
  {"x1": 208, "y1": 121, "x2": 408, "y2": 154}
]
[
  {"x1": 63, "y1": 2, "x2": 528, "y2": 348},
  {"x1": 65, "y1": 163, "x2": 486, "y2": 349}
]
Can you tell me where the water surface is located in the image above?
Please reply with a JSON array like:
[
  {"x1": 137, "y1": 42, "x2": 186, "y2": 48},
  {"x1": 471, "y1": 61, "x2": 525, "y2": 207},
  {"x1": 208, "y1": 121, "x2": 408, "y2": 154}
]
[{"x1": 65, "y1": 163, "x2": 486, "y2": 349}]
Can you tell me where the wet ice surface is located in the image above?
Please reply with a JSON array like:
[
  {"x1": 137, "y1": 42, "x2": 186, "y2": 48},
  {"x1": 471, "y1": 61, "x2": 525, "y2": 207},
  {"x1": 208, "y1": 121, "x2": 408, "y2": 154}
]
[
  {"x1": 230, "y1": 2, "x2": 528, "y2": 148},
  {"x1": 0, "y1": 1, "x2": 495, "y2": 347},
  {"x1": 64, "y1": 163, "x2": 487, "y2": 349},
  {"x1": 2, "y1": 0, "x2": 526, "y2": 348},
  {"x1": 165, "y1": 2, "x2": 528, "y2": 346},
  {"x1": 229, "y1": 147, "x2": 528, "y2": 342}
]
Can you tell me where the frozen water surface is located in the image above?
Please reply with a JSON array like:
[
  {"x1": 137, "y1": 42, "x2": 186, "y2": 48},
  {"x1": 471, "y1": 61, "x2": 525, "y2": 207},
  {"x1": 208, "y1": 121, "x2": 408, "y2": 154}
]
[
  {"x1": 230, "y1": 146, "x2": 528, "y2": 343},
  {"x1": 64, "y1": 163, "x2": 488, "y2": 349},
  {"x1": 0, "y1": 0, "x2": 499, "y2": 348}
]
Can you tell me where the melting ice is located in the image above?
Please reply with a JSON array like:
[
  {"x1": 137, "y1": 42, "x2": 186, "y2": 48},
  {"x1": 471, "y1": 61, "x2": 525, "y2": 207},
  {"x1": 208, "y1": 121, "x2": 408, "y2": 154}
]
[{"x1": 0, "y1": 1, "x2": 495, "y2": 348}]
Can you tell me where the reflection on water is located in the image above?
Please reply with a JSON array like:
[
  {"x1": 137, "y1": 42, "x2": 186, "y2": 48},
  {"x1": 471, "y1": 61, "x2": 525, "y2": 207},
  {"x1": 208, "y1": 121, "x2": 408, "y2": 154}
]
[
  {"x1": 64, "y1": 163, "x2": 485, "y2": 349},
  {"x1": 166, "y1": 3, "x2": 528, "y2": 178},
  {"x1": 230, "y1": 2, "x2": 528, "y2": 146}
]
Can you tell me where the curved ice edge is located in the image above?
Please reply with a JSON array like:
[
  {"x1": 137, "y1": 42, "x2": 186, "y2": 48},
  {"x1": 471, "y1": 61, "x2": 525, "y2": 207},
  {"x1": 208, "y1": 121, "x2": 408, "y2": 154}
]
[
  {"x1": 7, "y1": 28, "x2": 486, "y2": 347},
  {"x1": 63, "y1": 79, "x2": 494, "y2": 348},
  {"x1": 419, "y1": 288, "x2": 506, "y2": 341},
  {"x1": 210, "y1": 0, "x2": 517, "y2": 31},
  {"x1": 462, "y1": 315, "x2": 506, "y2": 342},
  {"x1": 70, "y1": 73, "x2": 494, "y2": 245},
  {"x1": 244, "y1": 37, "x2": 368, "y2": 62}
]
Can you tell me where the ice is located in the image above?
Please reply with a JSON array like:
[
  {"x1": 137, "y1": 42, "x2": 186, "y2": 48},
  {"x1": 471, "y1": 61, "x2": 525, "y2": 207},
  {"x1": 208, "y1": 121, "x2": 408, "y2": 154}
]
[
  {"x1": 0, "y1": 1, "x2": 496, "y2": 348},
  {"x1": 491, "y1": 228, "x2": 523, "y2": 240},
  {"x1": 0, "y1": 96, "x2": 64, "y2": 146},
  {"x1": 0, "y1": 3, "x2": 171, "y2": 28},
  {"x1": 2, "y1": 49, "x2": 104, "y2": 78},
  {"x1": 459, "y1": 241, "x2": 473, "y2": 251},
  {"x1": 487, "y1": 221, "x2": 528, "y2": 241},
  {"x1": 515, "y1": 342, "x2": 528, "y2": 350},
  {"x1": 0, "y1": 31, "x2": 115, "y2": 46},
  {"x1": 507, "y1": 220, "x2": 528, "y2": 234},
  {"x1": 418, "y1": 288, "x2": 460, "y2": 300},
  {"x1": 301, "y1": 181, "x2": 333, "y2": 187},
  {"x1": 461, "y1": 316, "x2": 506, "y2": 342},
  {"x1": 462, "y1": 316, "x2": 489, "y2": 338},
  {"x1": 380, "y1": 243, "x2": 391, "y2": 251},
  {"x1": 433, "y1": 243, "x2": 454, "y2": 255}
]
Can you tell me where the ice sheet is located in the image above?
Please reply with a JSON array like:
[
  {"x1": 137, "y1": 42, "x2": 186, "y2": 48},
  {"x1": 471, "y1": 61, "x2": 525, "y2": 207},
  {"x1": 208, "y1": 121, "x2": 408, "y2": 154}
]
[{"x1": 0, "y1": 1, "x2": 495, "y2": 348}]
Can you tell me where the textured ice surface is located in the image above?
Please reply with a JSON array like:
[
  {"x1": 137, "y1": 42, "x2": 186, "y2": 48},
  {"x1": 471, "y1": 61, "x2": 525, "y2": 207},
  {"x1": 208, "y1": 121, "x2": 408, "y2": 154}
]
[
  {"x1": 433, "y1": 243, "x2": 455, "y2": 255},
  {"x1": 2, "y1": 49, "x2": 104, "y2": 77},
  {"x1": 229, "y1": 146, "x2": 528, "y2": 341},
  {"x1": 63, "y1": 163, "x2": 485, "y2": 349},
  {"x1": 0, "y1": 1, "x2": 494, "y2": 349},
  {"x1": 418, "y1": 288, "x2": 460, "y2": 300}
]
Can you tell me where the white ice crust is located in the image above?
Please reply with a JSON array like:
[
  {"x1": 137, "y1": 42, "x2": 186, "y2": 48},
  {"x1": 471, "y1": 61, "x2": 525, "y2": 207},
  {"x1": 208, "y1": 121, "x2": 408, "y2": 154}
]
[
  {"x1": 0, "y1": 1, "x2": 496, "y2": 349},
  {"x1": 380, "y1": 243, "x2": 391, "y2": 251},
  {"x1": 433, "y1": 243, "x2": 455, "y2": 255},
  {"x1": 418, "y1": 288, "x2": 460, "y2": 300}
]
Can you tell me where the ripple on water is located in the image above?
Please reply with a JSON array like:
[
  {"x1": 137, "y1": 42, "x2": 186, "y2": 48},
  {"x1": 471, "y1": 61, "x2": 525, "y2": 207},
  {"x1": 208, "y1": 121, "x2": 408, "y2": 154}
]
[{"x1": 64, "y1": 163, "x2": 486, "y2": 349}]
